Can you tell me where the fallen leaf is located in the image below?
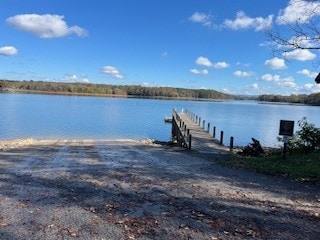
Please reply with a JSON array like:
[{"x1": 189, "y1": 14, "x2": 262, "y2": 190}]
[
  {"x1": 68, "y1": 228, "x2": 78, "y2": 237},
  {"x1": 0, "y1": 223, "x2": 9, "y2": 227}
]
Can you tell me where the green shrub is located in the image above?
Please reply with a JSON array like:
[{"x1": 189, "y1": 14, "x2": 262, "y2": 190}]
[{"x1": 289, "y1": 117, "x2": 320, "y2": 153}]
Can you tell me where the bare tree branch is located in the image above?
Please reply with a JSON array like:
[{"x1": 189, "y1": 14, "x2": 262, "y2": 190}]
[{"x1": 266, "y1": 0, "x2": 320, "y2": 83}]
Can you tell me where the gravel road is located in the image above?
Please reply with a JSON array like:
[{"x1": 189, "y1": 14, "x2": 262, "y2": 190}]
[{"x1": 0, "y1": 139, "x2": 319, "y2": 239}]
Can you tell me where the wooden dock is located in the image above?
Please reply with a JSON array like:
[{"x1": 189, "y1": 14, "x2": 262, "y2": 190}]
[{"x1": 171, "y1": 109, "x2": 231, "y2": 154}]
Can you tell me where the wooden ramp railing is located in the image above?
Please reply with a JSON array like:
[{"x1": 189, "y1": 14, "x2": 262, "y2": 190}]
[
  {"x1": 171, "y1": 109, "x2": 192, "y2": 150},
  {"x1": 171, "y1": 109, "x2": 232, "y2": 153}
]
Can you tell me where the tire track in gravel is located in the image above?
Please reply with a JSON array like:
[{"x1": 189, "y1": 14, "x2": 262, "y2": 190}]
[
  {"x1": 12, "y1": 140, "x2": 71, "y2": 180},
  {"x1": 1, "y1": 140, "x2": 125, "y2": 240}
]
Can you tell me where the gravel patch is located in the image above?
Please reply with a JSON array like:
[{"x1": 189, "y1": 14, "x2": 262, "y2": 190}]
[{"x1": 0, "y1": 139, "x2": 319, "y2": 239}]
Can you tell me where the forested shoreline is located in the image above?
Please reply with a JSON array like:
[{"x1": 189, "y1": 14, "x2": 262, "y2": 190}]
[
  {"x1": 0, "y1": 80, "x2": 234, "y2": 100},
  {"x1": 1, "y1": 80, "x2": 320, "y2": 105},
  {"x1": 258, "y1": 93, "x2": 320, "y2": 106}
]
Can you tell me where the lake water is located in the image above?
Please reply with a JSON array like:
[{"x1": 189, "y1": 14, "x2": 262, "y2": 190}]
[{"x1": 0, "y1": 93, "x2": 319, "y2": 147}]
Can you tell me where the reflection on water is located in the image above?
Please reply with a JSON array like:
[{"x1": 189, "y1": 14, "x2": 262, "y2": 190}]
[{"x1": 0, "y1": 93, "x2": 319, "y2": 147}]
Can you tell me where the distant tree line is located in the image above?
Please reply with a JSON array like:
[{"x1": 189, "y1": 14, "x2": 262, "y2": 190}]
[
  {"x1": 258, "y1": 93, "x2": 320, "y2": 106},
  {"x1": 0, "y1": 80, "x2": 234, "y2": 100}
]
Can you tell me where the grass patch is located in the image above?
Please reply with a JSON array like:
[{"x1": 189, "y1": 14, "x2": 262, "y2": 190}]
[{"x1": 217, "y1": 151, "x2": 320, "y2": 183}]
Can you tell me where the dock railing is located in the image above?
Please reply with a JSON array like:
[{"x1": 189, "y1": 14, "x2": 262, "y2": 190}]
[
  {"x1": 184, "y1": 109, "x2": 234, "y2": 151},
  {"x1": 171, "y1": 109, "x2": 234, "y2": 152},
  {"x1": 171, "y1": 109, "x2": 192, "y2": 150}
]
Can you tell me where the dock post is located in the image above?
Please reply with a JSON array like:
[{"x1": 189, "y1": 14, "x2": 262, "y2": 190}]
[
  {"x1": 199, "y1": 117, "x2": 201, "y2": 126},
  {"x1": 207, "y1": 123, "x2": 210, "y2": 133},
  {"x1": 230, "y1": 137, "x2": 234, "y2": 151},
  {"x1": 220, "y1": 131, "x2": 224, "y2": 145},
  {"x1": 171, "y1": 114, "x2": 174, "y2": 141},
  {"x1": 213, "y1": 126, "x2": 216, "y2": 138},
  {"x1": 202, "y1": 120, "x2": 205, "y2": 129},
  {"x1": 188, "y1": 134, "x2": 192, "y2": 150},
  {"x1": 196, "y1": 116, "x2": 198, "y2": 123}
]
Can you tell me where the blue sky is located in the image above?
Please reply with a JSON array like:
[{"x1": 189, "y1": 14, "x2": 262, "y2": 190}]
[{"x1": 1, "y1": 0, "x2": 320, "y2": 95}]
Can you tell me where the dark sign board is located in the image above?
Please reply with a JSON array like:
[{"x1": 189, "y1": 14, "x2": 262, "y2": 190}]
[{"x1": 279, "y1": 120, "x2": 294, "y2": 136}]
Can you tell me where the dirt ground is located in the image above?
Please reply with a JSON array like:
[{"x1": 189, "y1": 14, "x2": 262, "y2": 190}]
[{"x1": 0, "y1": 139, "x2": 319, "y2": 240}]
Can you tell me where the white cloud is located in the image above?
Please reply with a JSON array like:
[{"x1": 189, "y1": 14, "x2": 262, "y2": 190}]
[
  {"x1": 261, "y1": 74, "x2": 294, "y2": 82},
  {"x1": 277, "y1": 0, "x2": 320, "y2": 24},
  {"x1": 65, "y1": 74, "x2": 77, "y2": 81},
  {"x1": 302, "y1": 83, "x2": 320, "y2": 93},
  {"x1": 161, "y1": 51, "x2": 168, "y2": 57},
  {"x1": 254, "y1": 15, "x2": 274, "y2": 31},
  {"x1": 282, "y1": 49, "x2": 316, "y2": 61},
  {"x1": 236, "y1": 62, "x2": 252, "y2": 67},
  {"x1": 195, "y1": 56, "x2": 229, "y2": 69},
  {"x1": 287, "y1": 35, "x2": 319, "y2": 49},
  {"x1": 261, "y1": 74, "x2": 297, "y2": 89},
  {"x1": 224, "y1": 11, "x2": 253, "y2": 29},
  {"x1": 0, "y1": 46, "x2": 18, "y2": 56},
  {"x1": 297, "y1": 69, "x2": 318, "y2": 78},
  {"x1": 265, "y1": 57, "x2": 286, "y2": 69},
  {"x1": 233, "y1": 70, "x2": 254, "y2": 77},
  {"x1": 63, "y1": 74, "x2": 90, "y2": 83},
  {"x1": 196, "y1": 56, "x2": 213, "y2": 67},
  {"x1": 189, "y1": 12, "x2": 213, "y2": 27},
  {"x1": 101, "y1": 66, "x2": 124, "y2": 79},
  {"x1": 223, "y1": 11, "x2": 273, "y2": 31},
  {"x1": 221, "y1": 88, "x2": 234, "y2": 94},
  {"x1": 261, "y1": 72, "x2": 320, "y2": 94},
  {"x1": 251, "y1": 83, "x2": 259, "y2": 89},
  {"x1": 280, "y1": 81, "x2": 298, "y2": 89},
  {"x1": 261, "y1": 74, "x2": 279, "y2": 82},
  {"x1": 213, "y1": 61, "x2": 229, "y2": 69},
  {"x1": 190, "y1": 69, "x2": 208, "y2": 75},
  {"x1": 6, "y1": 14, "x2": 87, "y2": 39}
]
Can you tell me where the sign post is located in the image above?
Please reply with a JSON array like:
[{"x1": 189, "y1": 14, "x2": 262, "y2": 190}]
[{"x1": 279, "y1": 120, "x2": 294, "y2": 159}]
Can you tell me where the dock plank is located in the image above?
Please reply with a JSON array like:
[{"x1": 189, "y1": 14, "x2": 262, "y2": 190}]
[{"x1": 176, "y1": 111, "x2": 230, "y2": 154}]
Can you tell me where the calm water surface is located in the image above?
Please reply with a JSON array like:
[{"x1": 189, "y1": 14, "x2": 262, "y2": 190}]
[{"x1": 0, "y1": 93, "x2": 319, "y2": 147}]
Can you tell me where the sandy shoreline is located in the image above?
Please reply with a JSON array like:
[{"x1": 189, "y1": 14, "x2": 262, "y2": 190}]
[
  {"x1": 0, "y1": 139, "x2": 319, "y2": 239},
  {"x1": 0, "y1": 138, "x2": 38, "y2": 151},
  {"x1": 0, "y1": 138, "x2": 158, "y2": 151}
]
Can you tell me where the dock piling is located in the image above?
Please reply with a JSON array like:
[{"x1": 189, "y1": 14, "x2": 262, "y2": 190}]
[
  {"x1": 230, "y1": 136, "x2": 234, "y2": 151},
  {"x1": 220, "y1": 131, "x2": 224, "y2": 145}
]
